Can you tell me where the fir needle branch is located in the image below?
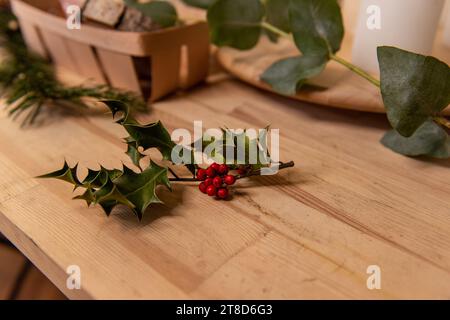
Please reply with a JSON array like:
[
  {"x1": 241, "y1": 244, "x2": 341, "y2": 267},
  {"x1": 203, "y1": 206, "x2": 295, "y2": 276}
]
[{"x1": 0, "y1": 9, "x2": 146, "y2": 126}]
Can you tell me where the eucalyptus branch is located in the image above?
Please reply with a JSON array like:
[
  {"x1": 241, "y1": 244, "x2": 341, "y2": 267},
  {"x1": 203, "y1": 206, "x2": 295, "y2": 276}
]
[
  {"x1": 330, "y1": 54, "x2": 381, "y2": 87},
  {"x1": 261, "y1": 21, "x2": 291, "y2": 39},
  {"x1": 260, "y1": 21, "x2": 382, "y2": 88}
]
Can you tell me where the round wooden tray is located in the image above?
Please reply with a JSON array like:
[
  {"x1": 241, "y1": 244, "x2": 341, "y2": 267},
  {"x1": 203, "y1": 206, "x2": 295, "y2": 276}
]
[{"x1": 217, "y1": 32, "x2": 450, "y2": 115}]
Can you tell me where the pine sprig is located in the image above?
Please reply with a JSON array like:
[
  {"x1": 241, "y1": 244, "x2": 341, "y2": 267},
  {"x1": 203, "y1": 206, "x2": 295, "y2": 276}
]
[{"x1": 0, "y1": 9, "x2": 146, "y2": 126}]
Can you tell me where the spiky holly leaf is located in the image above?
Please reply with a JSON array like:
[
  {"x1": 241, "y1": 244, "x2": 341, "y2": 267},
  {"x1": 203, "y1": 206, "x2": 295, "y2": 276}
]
[
  {"x1": 39, "y1": 160, "x2": 172, "y2": 220},
  {"x1": 125, "y1": 137, "x2": 145, "y2": 170},
  {"x1": 37, "y1": 161, "x2": 81, "y2": 188},
  {"x1": 114, "y1": 161, "x2": 171, "y2": 220},
  {"x1": 102, "y1": 100, "x2": 176, "y2": 161}
]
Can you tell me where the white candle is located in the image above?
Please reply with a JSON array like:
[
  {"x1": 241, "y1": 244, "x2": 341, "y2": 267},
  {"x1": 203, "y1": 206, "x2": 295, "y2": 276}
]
[{"x1": 352, "y1": 0, "x2": 445, "y2": 74}]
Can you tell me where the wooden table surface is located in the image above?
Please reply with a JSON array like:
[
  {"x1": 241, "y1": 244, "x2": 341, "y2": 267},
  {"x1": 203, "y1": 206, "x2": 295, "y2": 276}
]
[{"x1": 1, "y1": 69, "x2": 450, "y2": 299}]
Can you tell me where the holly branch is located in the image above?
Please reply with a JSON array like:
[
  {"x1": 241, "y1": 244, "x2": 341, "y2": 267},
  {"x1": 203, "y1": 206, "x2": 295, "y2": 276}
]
[{"x1": 39, "y1": 100, "x2": 295, "y2": 221}]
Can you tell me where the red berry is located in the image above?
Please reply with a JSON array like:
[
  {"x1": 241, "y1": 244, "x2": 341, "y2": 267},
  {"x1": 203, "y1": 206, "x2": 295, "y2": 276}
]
[
  {"x1": 196, "y1": 169, "x2": 207, "y2": 181},
  {"x1": 204, "y1": 178, "x2": 213, "y2": 187},
  {"x1": 213, "y1": 176, "x2": 223, "y2": 188},
  {"x1": 218, "y1": 164, "x2": 229, "y2": 175},
  {"x1": 211, "y1": 163, "x2": 220, "y2": 172},
  {"x1": 206, "y1": 167, "x2": 216, "y2": 178},
  {"x1": 199, "y1": 182, "x2": 207, "y2": 194},
  {"x1": 206, "y1": 185, "x2": 217, "y2": 197},
  {"x1": 224, "y1": 175, "x2": 236, "y2": 185},
  {"x1": 217, "y1": 188, "x2": 229, "y2": 199}
]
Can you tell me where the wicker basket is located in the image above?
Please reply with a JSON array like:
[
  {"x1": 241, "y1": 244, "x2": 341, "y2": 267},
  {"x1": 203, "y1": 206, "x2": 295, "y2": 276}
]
[{"x1": 11, "y1": 0, "x2": 210, "y2": 101}]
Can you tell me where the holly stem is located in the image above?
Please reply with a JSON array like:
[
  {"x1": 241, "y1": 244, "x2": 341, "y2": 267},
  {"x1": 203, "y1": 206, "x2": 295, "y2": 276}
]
[
  {"x1": 433, "y1": 116, "x2": 450, "y2": 130},
  {"x1": 168, "y1": 161, "x2": 295, "y2": 182},
  {"x1": 237, "y1": 161, "x2": 295, "y2": 179},
  {"x1": 330, "y1": 54, "x2": 381, "y2": 87},
  {"x1": 260, "y1": 22, "x2": 291, "y2": 39}
]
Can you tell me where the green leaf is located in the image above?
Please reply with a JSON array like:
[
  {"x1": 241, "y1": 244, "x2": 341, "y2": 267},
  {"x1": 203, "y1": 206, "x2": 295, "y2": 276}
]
[
  {"x1": 261, "y1": 54, "x2": 327, "y2": 95},
  {"x1": 289, "y1": 0, "x2": 344, "y2": 57},
  {"x1": 114, "y1": 161, "x2": 171, "y2": 220},
  {"x1": 207, "y1": 0, "x2": 265, "y2": 50},
  {"x1": 37, "y1": 161, "x2": 81, "y2": 187},
  {"x1": 182, "y1": 0, "x2": 216, "y2": 9},
  {"x1": 102, "y1": 100, "x2": 176, "y2": 161},
  {"x1": 381, "y1": 120, "x2": 450, "y2": 159},
  {"x1": 125, "y1": 121, "x2": 176, "y2": 161},
  {"x1": 73, "y1": 188, "x2": 96, "y2": 207},
  {"x1": 378, "y1": 46, "x2": 450, "y2": 137},
  {"x1": 266, "y1": 0, "x2": 291, "y2": 34},
  {"x1": 125, "y1": 138, "x2": 145, "y2": 170},
  {"x1": 92, "y1": 177, "x2": 136, "y2": 216},
  {"x1": 124, "y1": 0, "x2": 178, "y2": 28}
]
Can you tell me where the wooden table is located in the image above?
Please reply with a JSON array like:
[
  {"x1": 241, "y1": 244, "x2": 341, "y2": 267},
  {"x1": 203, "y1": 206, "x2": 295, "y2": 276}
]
[{"x1": 1, "y1": 68, "x2": 450, "y2": 299}]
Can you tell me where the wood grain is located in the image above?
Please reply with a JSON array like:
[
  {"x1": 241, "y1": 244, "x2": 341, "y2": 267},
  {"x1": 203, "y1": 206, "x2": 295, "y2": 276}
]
[
  {"x1": 0, "y1": 73, "x2": 450, "y2": 299},
  {"x1": 1, "y1": 0, "x2": 450, "y2": 300}
]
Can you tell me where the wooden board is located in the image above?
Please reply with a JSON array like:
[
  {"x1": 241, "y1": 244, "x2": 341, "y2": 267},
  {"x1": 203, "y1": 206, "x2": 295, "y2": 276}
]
[
  {"x1": 217, "y1": 31, "x2": 450, "y2": 115},
  {"x1": 1, "y1": 74, "x2": 450, "y2": 299}
]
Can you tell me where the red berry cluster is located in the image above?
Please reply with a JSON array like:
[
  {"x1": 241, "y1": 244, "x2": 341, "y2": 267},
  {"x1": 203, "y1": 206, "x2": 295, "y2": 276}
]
[{"x1": 197, "y1": 163, "x2": 236, "y2": 200}]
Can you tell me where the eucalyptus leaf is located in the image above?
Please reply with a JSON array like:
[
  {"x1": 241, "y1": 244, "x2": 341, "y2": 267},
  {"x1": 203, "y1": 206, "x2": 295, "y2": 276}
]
[
  {"x1": 381, "y1": 120, "x2": 450, "y2": 159},
  {"x1": 124, "y1": 0, "x2": 178, "y2": 28},
  {"x1": 266, "y1": 0, "x2": 291, "y2": 34},
  {"x1": 182, "y1": 0, "x2": 216, "y2": 9},
  {"x1": 261, "y1": 54, "x2": 327, "y2": 95},
  {"x1": 207, "y1": 0, "x2": 265, "y2": 50},
  {"x1": 289, "y1": 0, "x2": 344, "y2": 57},
  {"x1": 378, "y1": 46, "x2": 450, "y2": 137}
]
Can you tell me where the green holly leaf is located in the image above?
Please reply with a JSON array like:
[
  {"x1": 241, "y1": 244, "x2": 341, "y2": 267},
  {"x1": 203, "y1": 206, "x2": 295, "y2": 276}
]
[
  {"x1": 92, "y1": 177, "x2": 136, "y2": 216},
  {"x1": 73, "y1": 188, "x2": 96, "y2": 207},
  {"x1": 114, "y1": 161, "x2": 171, "y2": 220},
  {"x1": 124, "y1": 0, "x2": 178, "y2": 28},
  {"x1": 261, "y1": 54, "x2": 328, "y2": 95},
  {"x1": 266, "y1": 0, "x2": 291, "y2": 34},
  {"x1": 378, "y1": 46, "x2": 450, "y2": 137},
  {"x1": 125, "y1": 138, "x2": 145, "y2": 170},
  {"x1": 37, "y1": 161, "x2": 81, "y2": 187},
  {"x1": 207, "y1": 0, "x2": 265, "y2": 50},
  {"x1": 381, "y1": 120, "x2": 450, "y2": 159},
  {"x1": 182, "y1": 0, "x2": 216, "y2": 9},
  {"x1": 289, "y1": 0, "x2": 344, "y2": 57},
  {"x1": 102, "y1": 100, "x2": 176, "y2": 161}
]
